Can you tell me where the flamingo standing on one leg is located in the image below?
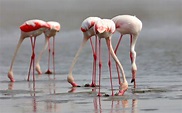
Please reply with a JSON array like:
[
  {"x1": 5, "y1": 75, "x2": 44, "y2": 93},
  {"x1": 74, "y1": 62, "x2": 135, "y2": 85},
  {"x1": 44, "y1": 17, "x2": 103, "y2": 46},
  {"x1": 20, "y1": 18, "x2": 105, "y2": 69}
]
[
  {"x1": 94, "y1": 19, "x2": 128, "y2": 96},
  {"x1": 35, "y1": 21, "x2": 60, "y2": 75},
  {"x1": 67, "y1": 17, "x2": 101, "y2": 87},
  {"x1": 7, "y1": 19, "x2": 50, "y2": 82},
  {"x1": 112, "y1": 15, "x2": 142, "y2": 88}
]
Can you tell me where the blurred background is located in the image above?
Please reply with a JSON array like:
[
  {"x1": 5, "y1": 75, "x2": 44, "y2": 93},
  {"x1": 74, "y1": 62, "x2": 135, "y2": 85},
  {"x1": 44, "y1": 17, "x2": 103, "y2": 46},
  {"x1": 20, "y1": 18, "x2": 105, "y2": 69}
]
[{"x1": 0, "y1": 0, "x2": 181, "y2": 31}]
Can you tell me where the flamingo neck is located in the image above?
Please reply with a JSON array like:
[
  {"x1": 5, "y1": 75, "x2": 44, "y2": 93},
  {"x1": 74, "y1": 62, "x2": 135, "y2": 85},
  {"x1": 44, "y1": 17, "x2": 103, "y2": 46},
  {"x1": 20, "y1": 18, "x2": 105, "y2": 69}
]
[
  {"x1": 106, "y1": 38, "x2": 127, "y2": 82},
  {"x1": 68, "y1": 38, "x2": 88, "y2": 75},
  {"x1": 9, "y1": 37, "x2": 24, "y2": 71},
  {"x1": 36, "y1": 38, "x2": 49, "y2": 65}
]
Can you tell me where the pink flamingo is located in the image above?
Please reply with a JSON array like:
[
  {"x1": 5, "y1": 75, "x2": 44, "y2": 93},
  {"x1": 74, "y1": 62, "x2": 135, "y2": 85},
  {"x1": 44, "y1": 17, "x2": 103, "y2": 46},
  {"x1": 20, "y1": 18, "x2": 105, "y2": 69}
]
[
  {"x1": 67, "y1": 17, "x2": 101, "y2": 87},
  {"x1": 94, "y1": 19, "x2": 128, "y2": 96},
  {"x1": 35, "y1": 21, "x2": 60, "y2": 75},
  {"x1": 112, "y1": 15, "x2": 142, "y2": 88},
  {"x1": 7, "y1": 19, "x2": 50, "y2": 82}
]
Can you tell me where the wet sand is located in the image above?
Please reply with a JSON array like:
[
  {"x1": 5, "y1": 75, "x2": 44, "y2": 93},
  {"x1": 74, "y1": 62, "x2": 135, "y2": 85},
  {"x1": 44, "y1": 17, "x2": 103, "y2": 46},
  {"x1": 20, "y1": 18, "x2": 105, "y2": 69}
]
[{"x1": 0, "y1": 0, "x2": 182, "y2": 113}]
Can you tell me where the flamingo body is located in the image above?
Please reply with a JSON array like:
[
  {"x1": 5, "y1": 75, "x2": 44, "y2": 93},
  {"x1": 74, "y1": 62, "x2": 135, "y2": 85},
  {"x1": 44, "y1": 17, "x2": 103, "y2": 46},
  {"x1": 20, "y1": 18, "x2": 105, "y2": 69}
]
[
  {"x1": 112, "y1": 15, "x2": 142, "y2": 35},
  {"x1": 112, "y1": 15, "x2": 142, "y2": 88},
  {"x1": 67, "y1": 17, "x2": 101, "y2": 87},
  {"x1": 36, "y1": 21, "x2": 60, "y2": 75},
  {"x1": 20, "y1": 20, "x2": 50, "y2": 32},
  {"x1": 94, "y1": 19, "x2": 128, "y2": 96},
  {"x1": 44, "y1": 21, "x2": 60, "y2": 37},
  {"x1": 7, "y1": 19, "x2": 50, "y2": 82},
  {"x1": 94, "y1": 19, "x2": 115, "y2": 35},
  {"x1": 81, "y1": 17, "x2": 101, "y2": 38}
]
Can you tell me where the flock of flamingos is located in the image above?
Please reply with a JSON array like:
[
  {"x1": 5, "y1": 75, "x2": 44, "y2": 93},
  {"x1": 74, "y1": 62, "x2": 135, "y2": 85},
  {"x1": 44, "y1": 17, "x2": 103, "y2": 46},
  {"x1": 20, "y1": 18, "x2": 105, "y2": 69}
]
[{"x1": 7, "y1": 15, "x2": 142, "y2": 96}]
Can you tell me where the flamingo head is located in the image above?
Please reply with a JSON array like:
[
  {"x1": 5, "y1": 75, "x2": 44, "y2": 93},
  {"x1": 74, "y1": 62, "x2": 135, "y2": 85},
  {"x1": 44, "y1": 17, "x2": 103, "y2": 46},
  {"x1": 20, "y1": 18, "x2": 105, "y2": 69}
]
[
  {"x1": 117, "y1": 81, "x2": 128, "y2": 96},
  {"x1": 67, "y1": 74, "x2": 80, "y2": 87},
  {"x1": 8, "y1": 71, "x2": 15, "y2": 82}
]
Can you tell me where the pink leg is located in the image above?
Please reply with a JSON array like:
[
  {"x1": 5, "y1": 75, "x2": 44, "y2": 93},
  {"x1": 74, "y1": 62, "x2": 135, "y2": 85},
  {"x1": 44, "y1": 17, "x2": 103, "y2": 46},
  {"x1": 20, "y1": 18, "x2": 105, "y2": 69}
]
[
  {"x1": 52, "y1": 37, "x2": 55, "y2": 77},
  {"x1": 94, "y1": 36, "x2": 98, "y2": 86},
  {"x1": 107, "y1": 39, "x2": 114, "y2": 96},
  {"x1": 89, "y1": 36, "x2": 97, "y2": 87},
  {"x1": 27, "y1": 37, "x2": 36, "y2": 81},
  {"x1": 93, "y1": 36, "x2": 98, "y2": 87},
  {"x1": 27, "y1": 37, "x2": 33, "y2": 81},
  {"x1": 98, "y1": 39, "x2": 102, "y2": 96},
  {"x1": 45, "y1": 38, "x2": 52, "y2": 74},
  {"x1": 27, "y1": 54, "x2": 33, "y2": 81},
  {"x1": 32, "y1": 37, "x2": 36, "y2": 82},
  {"x1": 114, "y1": 35, "x2": 123, "y2": 85}
]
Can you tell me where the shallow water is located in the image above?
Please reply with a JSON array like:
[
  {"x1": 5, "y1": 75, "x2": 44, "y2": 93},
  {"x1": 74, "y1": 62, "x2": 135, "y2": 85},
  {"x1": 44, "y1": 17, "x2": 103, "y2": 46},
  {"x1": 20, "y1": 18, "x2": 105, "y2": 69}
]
[{"x1": 0, "y1": 0, "x2": 182, "y2": 113}]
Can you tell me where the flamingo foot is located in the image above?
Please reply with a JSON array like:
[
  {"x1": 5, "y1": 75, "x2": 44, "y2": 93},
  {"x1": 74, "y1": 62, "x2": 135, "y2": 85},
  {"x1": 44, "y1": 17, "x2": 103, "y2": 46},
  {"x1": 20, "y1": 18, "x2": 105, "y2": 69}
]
[
  {"x1": 8, "y1": 71, "x2": 15, "y2": 82},
  {"x1": 84, "y1": 83, "x2": 97, "y2": 87},
  {"x1": 45, "y1": 69, "x2": 53, "y2": 74},
  {"x1": 97, "y1": 93, "x2": 102, "y2": 97},
  {"x1": 90, "y1": 84, "x2": 97, "y2": 87},
  {"x1": 67, "y1": 74, "x2": 81, "y2": 87}
]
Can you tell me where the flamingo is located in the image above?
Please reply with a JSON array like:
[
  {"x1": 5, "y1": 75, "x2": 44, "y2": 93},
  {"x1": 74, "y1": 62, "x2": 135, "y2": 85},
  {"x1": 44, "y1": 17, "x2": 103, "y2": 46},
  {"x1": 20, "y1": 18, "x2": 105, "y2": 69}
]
[
  {"x1": 7, "y1": 19, "x2": 50, "y2": 82},
  {"x1": 35, "y1": 21, "x2": 60, "y2": 75},
  {"x1": 94, "y1": 19, "x2": 128, "y2": 96},
  {"x1": 112, "y1": 15, "x2": 142, "y2": 88},
  {"x1": 67, "y1": 17, "x2": 101, "y2": 87}
]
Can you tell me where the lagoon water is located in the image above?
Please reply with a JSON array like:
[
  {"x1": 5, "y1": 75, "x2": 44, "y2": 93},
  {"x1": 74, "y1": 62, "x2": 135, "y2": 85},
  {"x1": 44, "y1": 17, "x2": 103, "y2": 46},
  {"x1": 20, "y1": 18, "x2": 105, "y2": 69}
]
[{"x1": 0, "y1": 0, "x2": 182, "y2": 113}]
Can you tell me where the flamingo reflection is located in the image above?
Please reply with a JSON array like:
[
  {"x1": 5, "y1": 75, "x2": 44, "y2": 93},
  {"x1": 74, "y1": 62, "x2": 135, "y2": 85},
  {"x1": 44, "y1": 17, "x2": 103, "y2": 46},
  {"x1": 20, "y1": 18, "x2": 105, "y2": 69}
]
[
  {"x1": 67, "y1": 87, "x2": 137, "y2": 113},
  {"x1": 28, "y1": 82, "x2": 37, "y2": 112},
  {"x1": 45, "y1": 77, "x2": 57, "y2": 112},
  {"x1": 93, "y1": 97, "x2": 137, "y2": 113}
]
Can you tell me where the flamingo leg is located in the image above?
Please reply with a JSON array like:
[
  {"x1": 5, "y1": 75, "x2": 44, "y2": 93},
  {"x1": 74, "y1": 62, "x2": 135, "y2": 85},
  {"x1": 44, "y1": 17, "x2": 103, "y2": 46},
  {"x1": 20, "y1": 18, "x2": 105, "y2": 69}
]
[
  {"x1": 27, "y1": 37, "x2": 36, "y2": 81},
  {"x1": 88, "y1": 36, "x2": 97, "y2": 87},
  {"x1": 130, "y1": 34, "x2": 138, "y2": 88},
  {"x1": 32, "y1": 37, "x2": 36, "y2": 82},
  {"x1": 114, "y1": 35, "x2": 123, "y2": 85},
  {"x1": 45, "y1": 38, "x2": 52, "y2": 74},
  {"x1": 52, "y1": 36, "x2": 56, "y2": 77},
  {"x1": 107, "y1": 39, "x2": 114, "y2": 96},
  {"x1": 98, "y1": 39, "x2": 102, "y2": 96},
  {"x1": 93, "y1": 36, "x2": 98, "y2": 86},
  {"x1": 27, "y1": 37, "x2": 33, "y2": 81}
]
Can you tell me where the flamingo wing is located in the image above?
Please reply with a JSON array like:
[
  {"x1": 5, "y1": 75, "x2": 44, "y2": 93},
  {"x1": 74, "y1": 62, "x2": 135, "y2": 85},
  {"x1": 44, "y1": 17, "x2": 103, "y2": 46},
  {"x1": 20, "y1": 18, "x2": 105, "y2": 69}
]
[{"x1": 20, "y1": 20, "x2": 49, "y2": 32}]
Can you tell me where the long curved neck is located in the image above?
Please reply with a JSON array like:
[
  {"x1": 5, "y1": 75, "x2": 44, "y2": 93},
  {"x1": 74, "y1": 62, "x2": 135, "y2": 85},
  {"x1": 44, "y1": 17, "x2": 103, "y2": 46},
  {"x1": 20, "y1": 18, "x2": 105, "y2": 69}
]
[
  {"x1": 68, "y1": 37, "x2": 88, "y2": 76},
  {"x1": 9, "y1": 36, "x2": 24, "y2": 71},
  {"x1": 36, "y1": 37, "x2": 49, "y2": 65},
  {"x1": 106, "y1": 38, "x2": 127, "y2": 82}
]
